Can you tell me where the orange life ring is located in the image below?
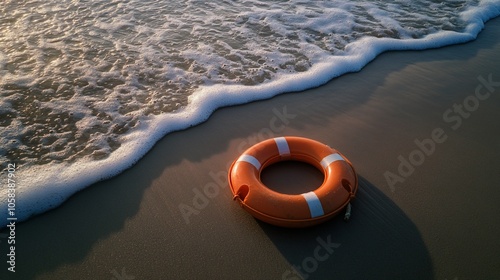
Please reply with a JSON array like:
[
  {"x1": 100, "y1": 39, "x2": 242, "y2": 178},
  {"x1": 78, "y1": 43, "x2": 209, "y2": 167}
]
[{"x1": 228, "y1": 136, "x2": 358, "y2": 228}]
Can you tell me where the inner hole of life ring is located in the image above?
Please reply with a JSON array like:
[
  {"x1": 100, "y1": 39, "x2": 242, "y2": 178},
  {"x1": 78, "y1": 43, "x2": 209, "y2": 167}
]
[{"x1": 260, "y1": 160, "x2": 325, "y2": 195}]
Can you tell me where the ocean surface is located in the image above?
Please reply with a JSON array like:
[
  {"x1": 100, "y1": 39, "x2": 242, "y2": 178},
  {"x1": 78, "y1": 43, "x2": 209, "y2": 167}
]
[{"x1": 1, "y1": 0, "x2": 499, "y2": 226}]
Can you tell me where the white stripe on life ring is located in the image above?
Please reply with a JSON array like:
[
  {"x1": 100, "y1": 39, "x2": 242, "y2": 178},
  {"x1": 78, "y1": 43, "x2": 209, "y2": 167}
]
[
  {"x1": 301, "y1": 191, "x2": 324, "y2": 218},
  {"x1": 237, "y1": 154, "x2": 261, "y2": 170},
  {"x1": 274, "y1": 137, "x2": 290, "y2": 156},
  {"x1": 320, "y1": 153, "x2": 344, "y2": 169}
]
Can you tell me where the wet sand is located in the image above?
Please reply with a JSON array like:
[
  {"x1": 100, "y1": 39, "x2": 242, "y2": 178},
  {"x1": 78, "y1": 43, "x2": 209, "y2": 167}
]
[{"x1": 2, "y1": 17, "x2": 500, "y2": 280}]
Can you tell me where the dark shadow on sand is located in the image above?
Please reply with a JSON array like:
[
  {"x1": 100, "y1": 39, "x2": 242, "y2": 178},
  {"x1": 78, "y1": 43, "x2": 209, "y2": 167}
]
[{"x1": 258, "y1": 176, "x2": 433, "y2": 280}]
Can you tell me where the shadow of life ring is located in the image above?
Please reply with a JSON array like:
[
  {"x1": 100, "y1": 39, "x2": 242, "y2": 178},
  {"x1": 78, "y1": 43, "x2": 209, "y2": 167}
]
[{"x1": 228, "y1": 136, "x2": 358, "y2": 228}]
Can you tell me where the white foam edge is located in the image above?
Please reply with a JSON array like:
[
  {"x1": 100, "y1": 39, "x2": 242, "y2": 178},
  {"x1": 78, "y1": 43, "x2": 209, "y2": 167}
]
[{"x1": 1, "y1": 3, "x2": 499, "y2": 228}]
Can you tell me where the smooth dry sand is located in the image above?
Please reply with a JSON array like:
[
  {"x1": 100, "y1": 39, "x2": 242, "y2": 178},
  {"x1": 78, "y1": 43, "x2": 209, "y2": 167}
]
[{"x1": 2, "y1": 17, "x2": 500, "y2": 280}]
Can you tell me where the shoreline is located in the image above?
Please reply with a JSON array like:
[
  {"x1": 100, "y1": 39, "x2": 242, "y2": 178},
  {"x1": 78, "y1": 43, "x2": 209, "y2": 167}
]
[
  {"x1": 2, "y1": 17, "x2": 500, "y2": 280},
  {"x1": 5, "y1": 8, "x2": 500, "y2": 227}
]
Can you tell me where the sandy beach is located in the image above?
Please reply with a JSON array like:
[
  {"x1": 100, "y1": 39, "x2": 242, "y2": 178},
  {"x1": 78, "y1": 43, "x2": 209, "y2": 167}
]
[{"x1": 2, "y1": 17, "x2": 500, "y2": 280}]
